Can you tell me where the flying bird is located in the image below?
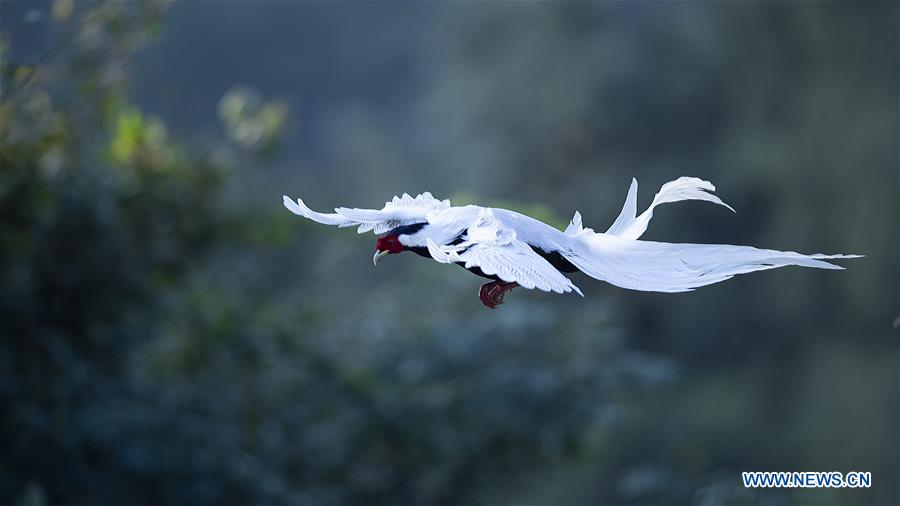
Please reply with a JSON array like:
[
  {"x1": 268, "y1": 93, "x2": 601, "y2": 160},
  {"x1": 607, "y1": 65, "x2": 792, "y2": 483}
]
[{"x1": 283, "y1": 177, "x2": 859, "y2": 308}]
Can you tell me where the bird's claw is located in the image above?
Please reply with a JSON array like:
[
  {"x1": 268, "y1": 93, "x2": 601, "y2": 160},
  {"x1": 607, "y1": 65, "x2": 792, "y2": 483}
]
[{"x1": 478, "y1": 281, "x2": 518, "y2": 309}]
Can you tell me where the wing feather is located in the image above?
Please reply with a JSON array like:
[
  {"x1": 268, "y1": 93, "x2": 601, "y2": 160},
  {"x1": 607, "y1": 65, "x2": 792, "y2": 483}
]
[
  {"x1": 282, "y1": 195, "x2": 356, "y2": 226},
  {"x1": 283, "y1": 192, "x2": 449, "y2": 234},
  {"x1": 426, "y1": 209, "x2": 582, "y2": 296}
]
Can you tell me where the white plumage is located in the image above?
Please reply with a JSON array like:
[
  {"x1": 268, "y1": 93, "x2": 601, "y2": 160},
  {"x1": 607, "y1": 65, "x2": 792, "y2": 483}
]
[
  {"x1": 283, "y1": 177, "x2": 860, "y2": 304},
  {"x1": 424, "y1": 209, "x2": 582, "y2": 295}
]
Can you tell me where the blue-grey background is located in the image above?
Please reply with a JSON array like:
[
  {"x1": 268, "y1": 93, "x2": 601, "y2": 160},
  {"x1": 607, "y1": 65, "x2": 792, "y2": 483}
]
[{"x1": 1, "y1": 1, "x2": 897, "y2": 505}]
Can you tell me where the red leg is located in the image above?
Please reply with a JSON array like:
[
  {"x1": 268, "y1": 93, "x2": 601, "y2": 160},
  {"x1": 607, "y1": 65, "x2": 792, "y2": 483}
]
[{"x1": 478, "y1": 281, "x2": 519, "y2": 309}]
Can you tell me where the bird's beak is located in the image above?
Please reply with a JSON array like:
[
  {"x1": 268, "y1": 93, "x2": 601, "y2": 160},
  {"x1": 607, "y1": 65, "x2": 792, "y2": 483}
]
[{"x1": 373, "y1": 250, "x2": 389, "y2": 266}]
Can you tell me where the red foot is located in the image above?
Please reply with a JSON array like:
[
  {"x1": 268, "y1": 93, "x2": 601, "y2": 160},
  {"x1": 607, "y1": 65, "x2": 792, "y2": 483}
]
[{"x1": 478, "y1": 281, "x2": 519, "y2": 309}]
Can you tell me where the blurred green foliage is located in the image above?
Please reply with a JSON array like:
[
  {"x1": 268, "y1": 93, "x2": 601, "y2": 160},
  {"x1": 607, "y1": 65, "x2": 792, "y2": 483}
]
[
  {"x1": 0, "y1": 2, "x2": 657, "y2": 505},
  {"x1": 1, "y1": 1, "x2": 896, "y2": 506},
  {"x1": 218, "y1": 87, "x2": 287, "y2": 155}
]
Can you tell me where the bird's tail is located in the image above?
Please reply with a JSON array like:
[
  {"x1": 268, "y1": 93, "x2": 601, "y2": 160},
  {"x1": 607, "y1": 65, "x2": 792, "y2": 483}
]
[{"x1": 559, "y1": 177, "x2": 861, "y2": 292}]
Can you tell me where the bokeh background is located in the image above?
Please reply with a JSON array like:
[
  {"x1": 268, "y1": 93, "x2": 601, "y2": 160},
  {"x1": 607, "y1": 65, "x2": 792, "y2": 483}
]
[{"x1": 1, "y1": 1, "x2": 897, "y2": 505}]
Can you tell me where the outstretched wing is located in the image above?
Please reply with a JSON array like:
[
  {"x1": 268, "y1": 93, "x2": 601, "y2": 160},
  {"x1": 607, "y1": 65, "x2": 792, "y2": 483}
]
[
  {"x1": 282, "y1": 192, "x2": 451, "y2": 234},
  {"x1": 426, "y1": 209, "x2": 582, "y2": 296}
]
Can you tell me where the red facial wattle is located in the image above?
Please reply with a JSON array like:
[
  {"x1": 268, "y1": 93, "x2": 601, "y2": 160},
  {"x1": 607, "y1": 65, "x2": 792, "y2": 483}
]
[{"x1": 375, "y1": 234, "x2": 403, "y2": 254}]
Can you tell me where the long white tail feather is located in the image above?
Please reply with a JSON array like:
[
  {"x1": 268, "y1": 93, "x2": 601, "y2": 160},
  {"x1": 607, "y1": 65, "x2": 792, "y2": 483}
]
[
  {"x1": 605, "y1": 178, "x2": 640, "y2": 237},
  {"x1": 606, "y1": 177, "x2": 736, "y2": 240},
  {"x1": 562, "y1": 232, "x2": 861, "y2": 293}
]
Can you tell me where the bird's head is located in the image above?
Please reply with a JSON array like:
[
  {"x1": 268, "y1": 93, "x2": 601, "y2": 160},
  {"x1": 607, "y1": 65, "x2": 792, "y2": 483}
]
[{"x1": 373, "y1": 233, "x2": 405, "y2": 265}]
